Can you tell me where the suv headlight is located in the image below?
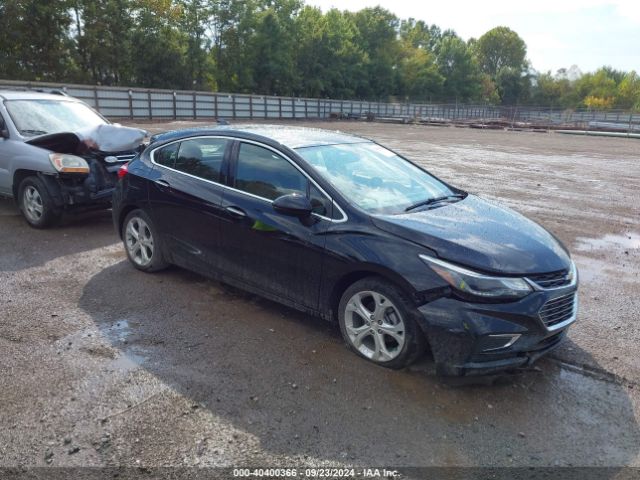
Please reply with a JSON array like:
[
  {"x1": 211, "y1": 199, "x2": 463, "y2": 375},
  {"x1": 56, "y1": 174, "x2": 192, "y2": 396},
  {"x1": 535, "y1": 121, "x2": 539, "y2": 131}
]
[
  {"x1": 49, "y1": 153, "x2": 90, "y2": 174},
  {"x1": 419, "y1": 254, "x2": 532, "y2": 300}
]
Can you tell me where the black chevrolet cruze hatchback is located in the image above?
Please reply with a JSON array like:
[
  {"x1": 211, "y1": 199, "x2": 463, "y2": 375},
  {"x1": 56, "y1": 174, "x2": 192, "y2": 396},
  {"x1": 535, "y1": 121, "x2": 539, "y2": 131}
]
[{"x1": 113, "y1": 125, "x2": 578, "y2": 376}]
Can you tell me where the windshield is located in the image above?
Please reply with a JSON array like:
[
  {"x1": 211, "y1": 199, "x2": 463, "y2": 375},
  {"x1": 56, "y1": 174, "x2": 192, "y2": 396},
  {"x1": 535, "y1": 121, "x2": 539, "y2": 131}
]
[
  {"x1": 5, "y1": 99, "x2": 106, "y2": 137},
  {"x1": 297, "y1": 142, "x2": 457, "y2": 214}
]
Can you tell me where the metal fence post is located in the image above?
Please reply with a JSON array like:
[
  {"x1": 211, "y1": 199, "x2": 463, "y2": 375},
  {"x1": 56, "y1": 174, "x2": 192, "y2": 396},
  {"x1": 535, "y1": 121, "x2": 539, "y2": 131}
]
[
  {"x1": 214, "y1": 94, "x2": 218, "y2": 119},
  {"x1": 264, "y1": 97, "x2": 268, "y2": 119},
  {"x1": 192, "y1": 91, "x2": 197, "y2": 119},
  {"x1": 292, "y1": 98, "x2": 296, "y2": 118},
  {"x1": 232, "y1": 95, "x2": 236, "y2": 119},
  {"x1": 278, "y1": 97, "x2": 282, "y2": 118},
  {"x1": 147, "y1": 90, "x2": 152, "y2": 120},
  {"x1": 128, "y1": 90, "x2": 133, "y2": 119},
  {"x1": 93, "y1": 86, "x2": 100, "y2": 114},
  {"x1": 172, "y1": 91, "x2": 177, "y2": 120},
  {"x1": 249, "y1": 95, "x2": 253, "y2": 119}
]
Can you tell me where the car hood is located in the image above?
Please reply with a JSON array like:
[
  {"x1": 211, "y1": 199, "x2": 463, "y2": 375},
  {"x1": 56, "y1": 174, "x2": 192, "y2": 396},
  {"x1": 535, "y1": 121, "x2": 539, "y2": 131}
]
[
  {"x1": 26, "y1": 125, "x2": 146, "y2": 154},
  {"x1": 26, "y1": 132, "x2": 82, "y2": 154},
  {"x1": 371, "y1": 195, "x2": 571, "y2": 275}
]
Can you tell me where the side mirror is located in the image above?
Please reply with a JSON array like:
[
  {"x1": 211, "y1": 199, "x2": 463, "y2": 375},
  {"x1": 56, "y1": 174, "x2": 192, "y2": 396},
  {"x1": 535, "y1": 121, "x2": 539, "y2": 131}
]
[{"x1": 273, "y1": 193, "x2": 313, "y2": 217}]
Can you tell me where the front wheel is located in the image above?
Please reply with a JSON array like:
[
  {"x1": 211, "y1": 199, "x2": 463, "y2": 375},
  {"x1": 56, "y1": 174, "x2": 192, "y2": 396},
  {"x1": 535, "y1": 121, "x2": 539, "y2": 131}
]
[
  {"x1": 18, "y1": 176, "x2": 61, "y2": 228},
  {"x1": 122, "y1": 209, "x2": 168, "y2": 272},
  {"x1": 338, "y1": 277, "x2": 426, "y2": 369}
]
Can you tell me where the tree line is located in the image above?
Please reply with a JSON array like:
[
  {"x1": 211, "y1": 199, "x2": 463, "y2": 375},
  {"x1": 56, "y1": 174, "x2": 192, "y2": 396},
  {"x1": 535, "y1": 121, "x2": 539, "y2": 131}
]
[{"x1": 1, "y1": 0, "x2": 639, "y2": 109}]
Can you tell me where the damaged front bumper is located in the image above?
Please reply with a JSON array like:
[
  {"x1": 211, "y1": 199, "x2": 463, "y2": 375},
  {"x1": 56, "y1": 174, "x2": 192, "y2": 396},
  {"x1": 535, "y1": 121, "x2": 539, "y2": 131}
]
[
  {"x1": 417, "y1": 286, "x2": 578, "y2": 376},
  {"x1": 40, "y1": 154, "x2": 133, "y2": 210}
]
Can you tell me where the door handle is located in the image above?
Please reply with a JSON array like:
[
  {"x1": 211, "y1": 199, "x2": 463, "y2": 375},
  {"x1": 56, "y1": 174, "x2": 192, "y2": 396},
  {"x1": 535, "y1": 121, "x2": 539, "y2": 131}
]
[
  {"x1": 225, "y1": 206, "x2": 246, "y2": 218},
  {"x1": 154, "y1": 179, "x2": 170, "y2": 188}
]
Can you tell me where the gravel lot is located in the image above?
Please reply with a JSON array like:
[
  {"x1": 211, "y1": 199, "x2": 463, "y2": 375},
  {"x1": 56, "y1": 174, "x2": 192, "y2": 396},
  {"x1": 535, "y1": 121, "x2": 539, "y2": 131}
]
[{"x1": 1, "y1": 120, "x2": 639, "y2": 472}]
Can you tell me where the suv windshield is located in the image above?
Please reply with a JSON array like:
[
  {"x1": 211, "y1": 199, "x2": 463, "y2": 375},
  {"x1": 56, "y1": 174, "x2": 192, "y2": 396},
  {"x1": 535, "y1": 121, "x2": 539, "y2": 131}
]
[
  {"x1": 5, "y1": 99, "x2": 106, "y2": 137},
  {"x1": 297, "y1": 142, "x2": 458, "y2": 214}
]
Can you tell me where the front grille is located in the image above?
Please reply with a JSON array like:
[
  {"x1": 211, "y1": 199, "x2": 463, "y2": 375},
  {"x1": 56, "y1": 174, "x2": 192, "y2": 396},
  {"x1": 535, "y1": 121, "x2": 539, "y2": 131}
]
[
  {"x1": 539, "y1": 293, "x2": 576, "y2": 328},
  {"x1": 528, "y1": 270, "x2": 571, "y2": 288}
]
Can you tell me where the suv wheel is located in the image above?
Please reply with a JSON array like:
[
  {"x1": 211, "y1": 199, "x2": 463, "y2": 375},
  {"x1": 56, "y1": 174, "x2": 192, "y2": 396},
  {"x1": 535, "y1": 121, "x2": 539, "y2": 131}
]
[
  {"x1": 19, "y1": 176, "x2": 61, "y2": 228},
  {"x1": 338, "y1": 277, "x2": 426, "y2": 369},
  {"x1": 122, "y1": 209, "x2": 168, "y2": 272}
]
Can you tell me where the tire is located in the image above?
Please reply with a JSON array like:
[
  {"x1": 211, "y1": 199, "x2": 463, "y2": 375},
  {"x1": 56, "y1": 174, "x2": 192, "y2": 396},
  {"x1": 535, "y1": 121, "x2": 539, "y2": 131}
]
[
  {"x1": 338, "y1": 276, "x2": 426, "y2": 369},
  {"x1": 122, "y1": 209, "x2": 168, "y2": 272},
  {"x1": 18, "y1": 176, "x2": 62, "y2": 228}
]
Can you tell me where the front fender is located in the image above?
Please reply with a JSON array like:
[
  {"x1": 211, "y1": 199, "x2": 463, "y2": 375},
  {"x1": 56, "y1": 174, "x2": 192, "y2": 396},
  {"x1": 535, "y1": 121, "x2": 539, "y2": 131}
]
[
  {"x1": 8, "y1": 141, "x2": 56, "y2": 177},
  {"x1": 319, "y1": 224, "x2": 449, "y2": 318}
]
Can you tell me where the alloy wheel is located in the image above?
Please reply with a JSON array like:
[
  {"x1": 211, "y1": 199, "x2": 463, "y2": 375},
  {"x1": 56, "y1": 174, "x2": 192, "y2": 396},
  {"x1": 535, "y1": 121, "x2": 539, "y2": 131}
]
[
  {"x1": 125, "y1": 216, "x2": 155, "y2": 267},
  {"x1": 23, "y1": 186, "x2": 44, "y2": 222},
  {"x1": 344, "y1": 290, "x2": 406, "y2": 362}
]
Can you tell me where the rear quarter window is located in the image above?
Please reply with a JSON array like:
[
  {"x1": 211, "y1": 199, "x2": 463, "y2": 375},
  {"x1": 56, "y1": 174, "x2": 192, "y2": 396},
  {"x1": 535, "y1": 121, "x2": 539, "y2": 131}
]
[{"x1": 154, "y1": 142, "x2": 179, "y2": 168}]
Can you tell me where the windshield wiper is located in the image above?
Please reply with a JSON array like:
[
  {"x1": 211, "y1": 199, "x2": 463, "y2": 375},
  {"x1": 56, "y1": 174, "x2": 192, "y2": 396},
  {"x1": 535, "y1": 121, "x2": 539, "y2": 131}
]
[
  {"x1": 404, "y1": 194, "x2": 465, "y2": 212},
  {"x1": 20, "y1": 129, "x2": 48, "y2": 136}
]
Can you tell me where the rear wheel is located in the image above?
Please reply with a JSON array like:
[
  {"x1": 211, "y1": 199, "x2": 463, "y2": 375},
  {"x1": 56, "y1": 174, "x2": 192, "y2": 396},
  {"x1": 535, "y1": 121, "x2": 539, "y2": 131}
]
[
  {"x1": 122, "y1": 209, "x2": 168, "y2": 272},
  {"x1": 338, "y1": 277, "x2": 426, "y2": 369},
  {"x1": 18, "y1": 176, "x2": 61, "y2": 228}
]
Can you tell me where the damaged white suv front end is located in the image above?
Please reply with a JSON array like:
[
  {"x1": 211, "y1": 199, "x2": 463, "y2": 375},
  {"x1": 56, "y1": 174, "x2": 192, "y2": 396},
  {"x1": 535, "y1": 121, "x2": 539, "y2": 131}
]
[{"x1": 0, "y1": 90, "x2": 146, "y2": 228}]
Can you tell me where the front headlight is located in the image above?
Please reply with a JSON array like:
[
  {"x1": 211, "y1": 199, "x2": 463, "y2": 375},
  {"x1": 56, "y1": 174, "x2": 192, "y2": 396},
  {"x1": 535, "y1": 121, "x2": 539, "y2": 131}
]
[
  {"x1": 419, "y1": 254, "x2": 532, "y2": 300},
  {"x1": 49, "y1": 153, "x2": 90, "y2": 174}
]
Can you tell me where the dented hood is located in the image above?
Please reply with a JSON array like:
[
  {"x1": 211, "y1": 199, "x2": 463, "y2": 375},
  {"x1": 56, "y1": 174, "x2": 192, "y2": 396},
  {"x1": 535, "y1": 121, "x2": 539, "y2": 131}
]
[
  {"x1": 26, "y1": 132, "x2": 82, "y2": 154},
  {"x1": 371, "y1": 195, "x2": 571, "y2": 275},
  {"x1": 26, "y1": 125, "x2": 146, "y2": 154}
]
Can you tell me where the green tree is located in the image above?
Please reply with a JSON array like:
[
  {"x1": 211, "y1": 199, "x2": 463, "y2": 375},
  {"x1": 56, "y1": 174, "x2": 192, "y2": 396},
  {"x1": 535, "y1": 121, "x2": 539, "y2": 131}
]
[
  {"x1": 177, "y1": 0, "x2": 216, "y2": 89},
  {"x1": 245, "y1": 1, "x2": 301, "y2": 95},
  {"x1": 0, "y1": 0, "x2": 77, "y2": 81},
  {"x1": 293, "y1": 7, "x2": 366, "y2": 98},
  {"x1": 617, "y1": 71, "x2": 640, "y2": 109},
  {"x1": 475, "y1": 26, "x2": 526, "y2": 77},
  {"x1": 399, "y1": 18, "x2": 440, "y2": 51},
  {"x1": 397, "y1": 47, "x2": 442, "y2": 101},
  {"x1": 72, "y1": 0, "x2": 134, "y2": 85},
  {"x1": 495, "y1": 67, "x2": 527, "y2": 104},
  {"x1": 129, "y1": 0, "x2": 192, "y2": 89},
  {"x1": 435, "y1": 35, "x2": 480, "y2": 101},
  {"x1": 575, "y1": 68, "x2": 618, "y2": 108},
  {"x1": 351, "y1": 7, "x2": 399, "y2": 99},
  {"x1": 207, "y1": 0, "x2": 258, "y2": 92}
]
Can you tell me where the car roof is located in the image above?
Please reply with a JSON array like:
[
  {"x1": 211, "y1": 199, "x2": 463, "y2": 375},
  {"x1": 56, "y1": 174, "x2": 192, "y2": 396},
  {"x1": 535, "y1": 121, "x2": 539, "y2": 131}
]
[
  {"x1": 150, "y1": 124, "x2": 371, "y2": 149},
  {"x1": 0, "y1": 90, "x2": 80, "y2": 101}
]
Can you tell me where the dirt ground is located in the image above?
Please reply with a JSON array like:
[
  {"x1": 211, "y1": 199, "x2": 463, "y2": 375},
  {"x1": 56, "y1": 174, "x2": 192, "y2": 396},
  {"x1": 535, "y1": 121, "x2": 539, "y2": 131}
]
[{"x1": 1, "y1": 120, "x2": 639, "y2": 472}]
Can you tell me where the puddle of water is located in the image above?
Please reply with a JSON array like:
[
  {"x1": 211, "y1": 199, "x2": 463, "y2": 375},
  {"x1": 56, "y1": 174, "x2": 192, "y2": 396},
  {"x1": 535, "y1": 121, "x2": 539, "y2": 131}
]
[
  {"x1": 110, "y1": 351, "x2": 147, "y2": 372},
  {"x1": 575, "y1": 232, "x2": 640, "y2": 252},
  {"x1": 105, "y1": 319, "x2": 134, "y2": 343},
  {"x1": 101, "y1": 319, "x2": 149, "y2": 369},
  {"x1": 574, "y1": 256, "x2": 611, "y2": 283}
]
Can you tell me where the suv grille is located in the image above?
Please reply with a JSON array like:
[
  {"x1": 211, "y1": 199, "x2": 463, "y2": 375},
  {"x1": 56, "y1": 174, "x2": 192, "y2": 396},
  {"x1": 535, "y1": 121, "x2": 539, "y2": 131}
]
[
  {"x1": 539, "y1": 293, "x2": 576, "y2": 328},
  {"x1": 528, "y1": 270, "x2": 572, "y2": 288}
]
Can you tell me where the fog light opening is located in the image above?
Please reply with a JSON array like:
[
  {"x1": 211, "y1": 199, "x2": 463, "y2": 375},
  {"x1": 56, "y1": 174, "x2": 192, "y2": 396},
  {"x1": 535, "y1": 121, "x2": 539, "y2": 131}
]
[{"x1": 482, "y1": 334, "x2": 522, "y2": 352}]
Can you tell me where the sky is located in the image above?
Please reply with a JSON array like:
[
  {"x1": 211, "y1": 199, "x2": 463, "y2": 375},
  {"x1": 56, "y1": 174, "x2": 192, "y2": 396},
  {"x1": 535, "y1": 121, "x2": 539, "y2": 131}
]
[{"x1": 305, "y1": 0, "x2": 640, "y2": 74}]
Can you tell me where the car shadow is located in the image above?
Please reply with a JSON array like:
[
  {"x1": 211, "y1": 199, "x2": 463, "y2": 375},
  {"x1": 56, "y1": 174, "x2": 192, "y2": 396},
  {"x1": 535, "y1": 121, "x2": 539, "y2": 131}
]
[
  {"x1": 78, "y1": 260, "x2": 640, "y2": 468},
  {"x1": 0, "y1": 197, "x2": 117, "y2": 272}
]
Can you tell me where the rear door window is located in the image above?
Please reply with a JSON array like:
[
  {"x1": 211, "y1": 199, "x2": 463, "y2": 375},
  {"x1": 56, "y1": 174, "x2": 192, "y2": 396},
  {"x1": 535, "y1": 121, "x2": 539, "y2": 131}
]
[{"x1": 174, "y1": 138, "x2": 229, "y2": 183}]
